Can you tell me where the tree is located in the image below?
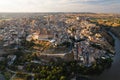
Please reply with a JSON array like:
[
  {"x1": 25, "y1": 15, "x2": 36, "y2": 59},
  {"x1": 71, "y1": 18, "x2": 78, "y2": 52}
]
[{"x1": 60, "y1": 76, "x2": 66, "y2": 80}]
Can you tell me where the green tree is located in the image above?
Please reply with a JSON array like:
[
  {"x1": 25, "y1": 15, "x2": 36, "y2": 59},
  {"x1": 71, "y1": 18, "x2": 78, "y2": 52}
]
[{"x1": 60, "y1": 76, "x2": 66, "y2": 80}]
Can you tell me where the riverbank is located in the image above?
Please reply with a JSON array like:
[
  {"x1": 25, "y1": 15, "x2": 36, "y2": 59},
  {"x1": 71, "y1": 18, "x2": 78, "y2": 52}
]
[
  {"x1": 110, "y1": 28, "x2": 120, "y2": 39},
  {"x1": 90, "y1": 31, "x2": 120, "y2": 80}
]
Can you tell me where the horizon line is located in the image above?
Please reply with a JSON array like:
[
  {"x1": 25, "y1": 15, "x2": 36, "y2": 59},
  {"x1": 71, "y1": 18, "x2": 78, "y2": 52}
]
[{"x1": 0, "y1": 12, "x2": 119, "y2": 14}]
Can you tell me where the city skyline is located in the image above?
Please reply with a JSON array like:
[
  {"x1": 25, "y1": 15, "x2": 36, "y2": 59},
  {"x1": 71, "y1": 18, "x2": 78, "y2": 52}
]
[{"x1": 0, "y1": 0, "x2": 120, "y2": 13}]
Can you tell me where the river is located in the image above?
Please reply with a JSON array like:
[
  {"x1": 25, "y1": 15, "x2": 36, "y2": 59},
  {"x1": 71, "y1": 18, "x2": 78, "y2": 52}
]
[{"x1": 91, "y1": 31, "x2": 120, "y2": 80}]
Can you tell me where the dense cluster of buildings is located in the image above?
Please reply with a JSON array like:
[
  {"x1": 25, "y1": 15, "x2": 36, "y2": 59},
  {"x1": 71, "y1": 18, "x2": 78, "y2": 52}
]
[
  {"x1": 0, "y1": 14, "x2": 114, "y2": 67},
  {"x1": 0, "y1": 14, "x2": 116, "y2": 80}
]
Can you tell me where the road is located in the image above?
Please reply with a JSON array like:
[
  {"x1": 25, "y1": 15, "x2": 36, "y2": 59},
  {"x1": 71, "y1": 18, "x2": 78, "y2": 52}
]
[
  {"x1": 10, "y1": 74, "x2": 16, "y2": 80},
  {"x1": 7, "y1": 68, "x2": 35, "y2": 80}
]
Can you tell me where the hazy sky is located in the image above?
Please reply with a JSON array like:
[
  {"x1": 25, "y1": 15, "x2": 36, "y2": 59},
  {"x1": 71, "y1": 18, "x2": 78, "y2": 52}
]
[{"x1": 0, "y1": 0, "x2": 120, "y2": 13}]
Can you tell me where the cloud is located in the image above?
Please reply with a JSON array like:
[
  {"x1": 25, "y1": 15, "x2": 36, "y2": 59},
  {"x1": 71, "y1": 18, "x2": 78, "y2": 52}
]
[{"x1": 0, "y1": 0, "x2": 119, "y2": 13}]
